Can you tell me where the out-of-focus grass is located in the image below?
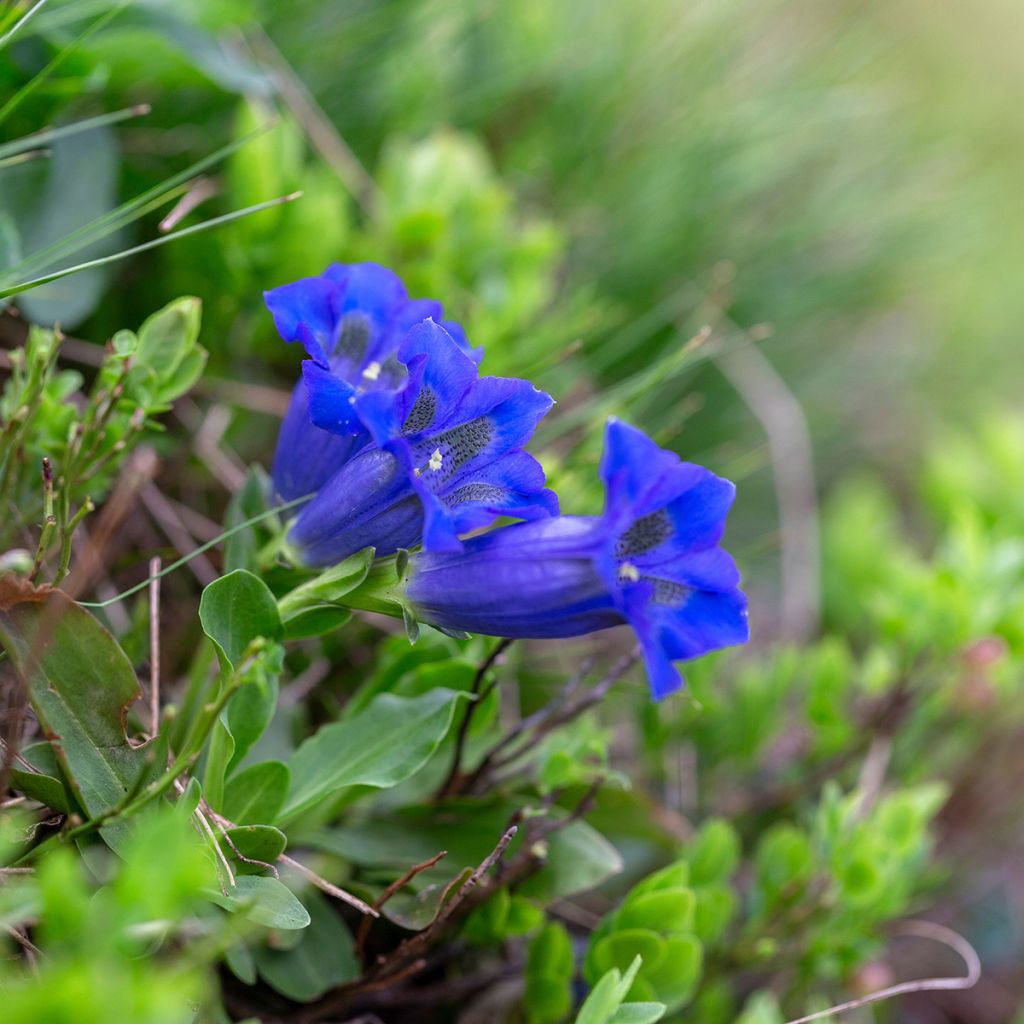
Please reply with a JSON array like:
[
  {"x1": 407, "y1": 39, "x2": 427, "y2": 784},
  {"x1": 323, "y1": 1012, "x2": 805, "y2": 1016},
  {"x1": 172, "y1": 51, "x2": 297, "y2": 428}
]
[{"x1": 265, "y1": 0, "x2": 1024, "y2": 471}]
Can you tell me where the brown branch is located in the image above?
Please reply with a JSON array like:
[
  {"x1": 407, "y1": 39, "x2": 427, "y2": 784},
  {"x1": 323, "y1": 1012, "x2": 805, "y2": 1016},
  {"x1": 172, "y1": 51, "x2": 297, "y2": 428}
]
[
  {"x1": 437, "y1": 638, "x2": 514, "y2": 798},
  {"x1": 4, "y1": 924, "x2": 42, "y2": 975},
  {"x1": 356, "y1": 850, "x2": 448, "y2": 959},
  {"x1": 468, "y1": 650, "x2": 639, "y2": 794},
  {"x1": 367, "y1": 825, "x2": 518, "y2": 985},
  {"x1": 279, "y1": 852, "x2": 378, "y2": 918}
]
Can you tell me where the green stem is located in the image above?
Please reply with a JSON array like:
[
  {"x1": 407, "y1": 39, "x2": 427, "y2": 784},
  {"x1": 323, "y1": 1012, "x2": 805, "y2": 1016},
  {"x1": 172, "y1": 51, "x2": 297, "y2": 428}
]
[{"x1": 52, "y1": 497, "x2": 94, "y2": 586}]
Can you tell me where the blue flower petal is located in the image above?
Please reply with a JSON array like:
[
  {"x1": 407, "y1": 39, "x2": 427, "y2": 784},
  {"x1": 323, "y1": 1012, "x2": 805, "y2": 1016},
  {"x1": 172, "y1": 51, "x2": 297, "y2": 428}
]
[
  {"x1": 263, "y1": 276, "x2": 339, "y2": 366},
  {"x1": 401, "y1": 418, "x2": 748, "y2": 702},
  {"x1": 302, "y1": 359, "x2": 363, "y2": 437},
  {"x1": 271, "y1": 382, "x2": 364, "y2": 501}
]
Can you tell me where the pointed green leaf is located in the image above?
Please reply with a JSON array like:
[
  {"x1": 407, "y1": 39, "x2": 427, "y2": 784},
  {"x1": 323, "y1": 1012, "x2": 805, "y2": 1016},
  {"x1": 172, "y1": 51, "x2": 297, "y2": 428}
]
[
  {"x1": 210, "y1": 875, "x2": 309, "y2": 930},
  {"x1": 223, "y1": 760, "x2": 291, "y2": 825},
  {"x1": 0, "y1": 586, "x2": 150, "y2": 848},
  {"x1": 254, "y1": 890, "x2": 358, "y2": 1001},
  {"x1": 280, "y1": 688, "x2": 469, "y2": 822}
]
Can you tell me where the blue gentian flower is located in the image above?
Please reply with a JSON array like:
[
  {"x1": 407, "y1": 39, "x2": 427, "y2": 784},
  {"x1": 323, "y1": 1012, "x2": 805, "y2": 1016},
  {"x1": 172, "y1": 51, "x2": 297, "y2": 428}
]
[
  {"x1": 401, "y1": 419, "x2": 748, "y2": 699},
  {"x1": 266, "y1": 261, "x2": 479, "y2": 500},
  {"x1": 285, "y1": 319, "x2": 558, "y2": 567}
]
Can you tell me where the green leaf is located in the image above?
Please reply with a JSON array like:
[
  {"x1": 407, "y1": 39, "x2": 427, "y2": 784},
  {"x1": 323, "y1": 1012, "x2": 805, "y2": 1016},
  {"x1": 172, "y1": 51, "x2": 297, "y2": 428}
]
[
  {"x1": 225, "y1": 645, "x2": 282, "y2": 772},
  {"x1": 694, "y1": 884, "x2": 737, "y2": 943},
  {"x1": 211, "y1": 876, "x2": 310, "y2": 930},
  {"x1": 224, "y1": 941, "x2": 257, "y2": 985},
  {"x1": 687, "y1": 819, "x2": 741, "y2": 886},
  {"x1": 609, "y1": 1004, "x2": 667, "y2": 1024},
  {"x1": 254, "y1": 890, "x2": 358, "y2": 1001},
  {"x1": 283, "y1": 605, "x2": 352, "y2": 641},
  {"x1": 12, "y1": 127, "x2": 120, "y2": 328},
  {"x1": 754, "y1": 825, "x2": 813, "y2": 905},
  {"x1": 591, "y1": 930, "x2": 667, "y2": 977},
  {"x1": 0, "y1": 587, "x2": 150, "y2": 849},
  {"x1": 8, "y1": 740, "x2": 70, "y2": 813},
  {"x1": 630, "y1": 861, "x2": 689, "y2": 898},
  {"x1": 576, "y1": 957, "x2": 646, "y2": 1024},
  {"x1": 526, "y1": 975, "x2": 573, "y2": 1024},
  {"x1": 8, "y1": 764, "x2": 70, "y2": 814},
  {"x1": 525, "y1": 922, "x2": 575, "y2": 1023},
  {"x1": 220, "y1": 825, "x2": 287, "y2": 874},
  {"x1": 519, "y1": 819, "x2": 624, "y2": 902},
  {"x1": 134, "y1": 296, "x2": 201, "y2": 383},
  {"x1": 280, "y1": 688, "x2": 469, "y2": 822},
  {"x1": 617, "y1": 890, "x2": 695, "y2": 935},
  {"x1": 640, "y1": 935, "x2": 703, "y2": 1009},
  {"x1": 159, "y1": 343, "x2": 207, "y2": 404},
  {"x1": 177, "y1": 777, "x2": 203, "y2": 819},
  {"x1": 203, "y1": 716, "x2": 235, "y2": 813},
  {"x1": 199, "y1": 570, "x2": 283, "y2": 670},
  {"x1": 223, "y1": 761, "x2": 291, "y2": 825}
]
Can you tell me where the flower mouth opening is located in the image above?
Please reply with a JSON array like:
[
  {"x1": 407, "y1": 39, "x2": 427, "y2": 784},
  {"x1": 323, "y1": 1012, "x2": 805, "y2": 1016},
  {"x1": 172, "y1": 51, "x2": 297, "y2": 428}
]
[{"x1": 334, "y1": 314, "x2": 371, "y2": 363}]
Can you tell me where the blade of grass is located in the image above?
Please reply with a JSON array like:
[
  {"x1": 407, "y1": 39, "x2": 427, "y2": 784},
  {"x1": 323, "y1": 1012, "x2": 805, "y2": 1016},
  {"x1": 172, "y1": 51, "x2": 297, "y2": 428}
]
[
  {"x1": 0, "y1": 120, "x2": 277, "y2": 286},
  {"x1": 0, "y1": 0, "x2": 49, "y2": 52},
  {"x1": 0, "y1": 148, "x2": 48, "y2": 169},
  {"x1": 78, "y1": 491, "x2": 315, "y2": 609},
  {"x1": 0, "y1": 2, "x2": 129, "y2": 128},
  {"x1": 0, "y1": 191, "x2": 303, "y2": 301},
  {"x1": 0, "y1": 103, "x2": 150, "y2": 162}
]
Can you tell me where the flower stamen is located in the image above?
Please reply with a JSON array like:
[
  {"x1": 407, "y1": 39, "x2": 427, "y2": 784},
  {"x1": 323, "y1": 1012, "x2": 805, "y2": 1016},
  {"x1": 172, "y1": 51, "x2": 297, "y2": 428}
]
[{"x1": 618, "y1": 561, "x2": 640, "y2": 584}]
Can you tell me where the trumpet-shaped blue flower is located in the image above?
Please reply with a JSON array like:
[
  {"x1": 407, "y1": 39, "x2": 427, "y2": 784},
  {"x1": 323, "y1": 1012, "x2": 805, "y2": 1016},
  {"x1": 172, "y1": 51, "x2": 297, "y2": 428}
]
[
  {"x1": 266, "y1": 261, "x2": 479, "y2": 500},
  {"x1": 286, "y1": 320, "x2": 558, "y2": 567},
  {"x1": 402, "y1": 419, "x2": 748, "y2": 700}
]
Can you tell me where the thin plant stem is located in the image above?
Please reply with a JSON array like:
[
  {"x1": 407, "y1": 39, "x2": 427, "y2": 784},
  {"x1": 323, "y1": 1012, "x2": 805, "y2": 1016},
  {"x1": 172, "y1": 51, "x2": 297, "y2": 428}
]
[
  {"x1": 0, "y1": 0, "x2": 50, "y2": 51},
  {"x1": 78, "y1": 492, "x2": 313, "y2": 608},
  {"x1": 0, "y1": 192, "x2": 303, "y2": 301}
]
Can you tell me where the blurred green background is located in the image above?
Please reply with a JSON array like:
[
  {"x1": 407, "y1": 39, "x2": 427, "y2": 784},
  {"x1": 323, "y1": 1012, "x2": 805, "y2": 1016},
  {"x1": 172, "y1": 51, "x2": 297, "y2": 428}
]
[
  {"x1": 2, "y1": 1, "x2": 1023, "y2": 1018},
  {"x1": 5, "y1": 0, "x2": 1023, "y2": 471}
]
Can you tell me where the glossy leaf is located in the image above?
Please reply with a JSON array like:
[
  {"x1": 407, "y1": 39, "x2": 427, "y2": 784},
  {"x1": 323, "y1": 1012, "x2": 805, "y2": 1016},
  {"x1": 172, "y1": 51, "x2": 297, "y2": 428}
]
[
  {"x1": 199, "y1": 570, "x2": 283, "y2": 670},
  {"x1": 211, "y1": 876, "x2": 310, "y2": 931},
  {"x1": 222, "y1": 760, "x2": 291, "y2": 825},
  {"x1": 280, "y1": 688, "x2": 469, "y2": 822},
  {"x1": 254, "y1": 890, "x2": 358, "y2": 1001},
  {"x1": 220, "y1": 824, "x2": 287, "y2": 874},
  {"x1": 0, "y1": 587, "x2": 150, "y2": 849},
  {"x1": 8, "y1": 740, "x2": 70, "y2": 813}
]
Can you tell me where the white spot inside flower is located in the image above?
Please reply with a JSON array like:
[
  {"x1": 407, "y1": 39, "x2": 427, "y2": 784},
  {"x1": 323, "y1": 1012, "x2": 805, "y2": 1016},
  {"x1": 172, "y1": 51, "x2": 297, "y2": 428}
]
[
  {"x1": 618, "y1": 561, "x2": 640, "y2": 584},
  {"x1": 413, "y1": 467, "x2": 422, "y2": 477},
  {"x1": 362, "y1": 360, "x2": 382, "y2": 381},
  {"x1": 428, "y1": 448, "x2": 443, "y2": 472}
]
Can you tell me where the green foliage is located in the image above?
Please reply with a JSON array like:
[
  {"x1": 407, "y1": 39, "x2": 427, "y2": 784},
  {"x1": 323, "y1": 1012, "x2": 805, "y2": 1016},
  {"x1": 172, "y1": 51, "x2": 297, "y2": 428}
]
[
  {"x1": 3, "y1": 2, "x2": 1023, "y2": 1020},
  {"x1": 575, "y1": 957, "x2": 666, "y2": 1024},
  {"x1": 0, "y1": 811, "x2": 214, "y2": 1024}
]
